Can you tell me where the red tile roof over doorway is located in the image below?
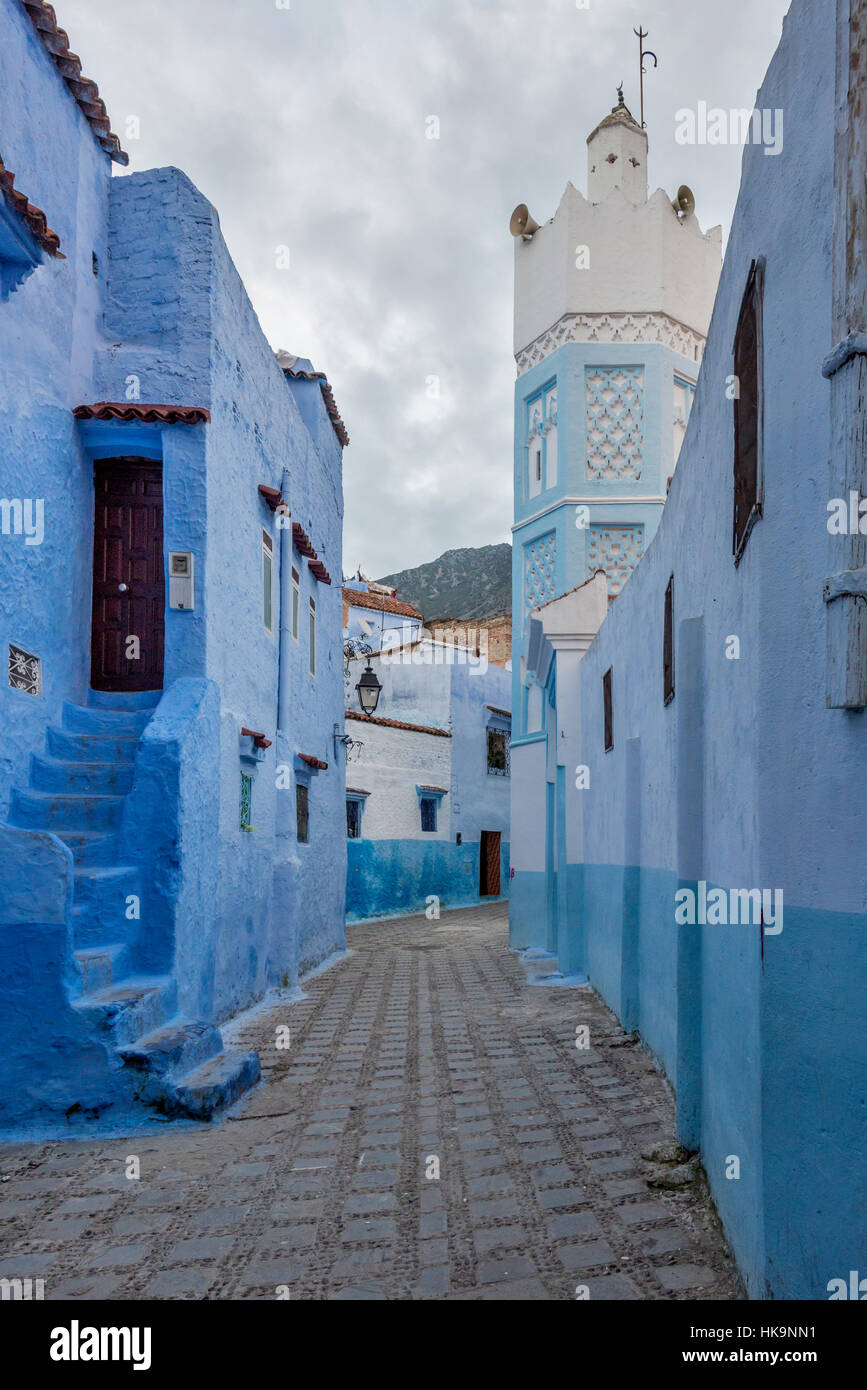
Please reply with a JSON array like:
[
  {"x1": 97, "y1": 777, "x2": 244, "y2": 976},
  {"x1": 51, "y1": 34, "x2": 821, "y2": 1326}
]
[
  {"x1": 73, "y1": 403, "x2": 211, "y2": 425},
  {"x1": 20, "y1": 2, "x2": 128, "y2": 163}
]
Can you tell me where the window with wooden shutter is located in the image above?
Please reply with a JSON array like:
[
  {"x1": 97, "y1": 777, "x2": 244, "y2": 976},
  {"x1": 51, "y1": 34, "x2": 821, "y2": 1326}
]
[
  {"x1": 603, "y1": 667, "x2": 613, "y2": 752},
  {"x1": 296, "y1": 783, "x2": 309, "y2": 843},
  {"x1": 663, "y1": 575, "x2": 675, "y2": 705},
  {"x1": 733, "y1": 257, "x2": 765, "y2": 564}
]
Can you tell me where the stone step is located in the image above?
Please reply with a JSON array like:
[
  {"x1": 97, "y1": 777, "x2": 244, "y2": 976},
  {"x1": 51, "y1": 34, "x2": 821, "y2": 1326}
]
[
  {"x1": 73, "y1": 865, "x2": 141, "y2": 943},
  {"x1": 10, "y1": 788, "x2": 125, "y2": 832},
  {"x1": 48, "y1": 727, "x2": 140, "y2": 765},
  {"x1": 31, "y1": 754, "x2": 134, "y2": 796},
  {"x1": 120, "y1": 1019, "x2": 223, "y2": 1081},
  {"x1": 74, "y1": 943, "x2": 130, "y2": 994},
  {"x1": 54, "y1": 830, "x2": 119, "y2": 865},
  {"x1": 62, "y1": 702, "x2": 153, "y2": 738},
  {"x1": 166, "y1": 1050, "x2": 261, "y2": 1121},
  {"x1": 88, "y1": 689, "x2": 162, "y2": 711},
  {"x1": 73, "y1": 976, "x2": 177, "y2": 1046}
]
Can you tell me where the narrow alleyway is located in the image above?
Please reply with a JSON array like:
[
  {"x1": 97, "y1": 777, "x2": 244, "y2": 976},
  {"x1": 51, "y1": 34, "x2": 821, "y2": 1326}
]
[{"x1": 0, "y1": 904, "x2": 741, "y2": 1300}]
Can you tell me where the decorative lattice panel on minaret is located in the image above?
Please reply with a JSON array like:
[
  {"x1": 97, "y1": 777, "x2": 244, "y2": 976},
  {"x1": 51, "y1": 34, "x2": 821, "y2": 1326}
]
[
  {"x1": 585, "y1": 366, "x2": 645, "y2": 480},
  {"x1": 587, "y1": 524, "x2": 645, "y2": 596},
  {"x1": 524, "y1": 531, "x2": 557, "y2": 614}
]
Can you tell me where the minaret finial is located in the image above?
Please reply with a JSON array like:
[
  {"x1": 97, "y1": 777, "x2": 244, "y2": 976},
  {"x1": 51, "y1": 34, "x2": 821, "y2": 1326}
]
[
  {"x1": 616, "y1": 83, "x2": 625, "y2": 108},
  {"x1": 633, "y1": 26, "x2": 658, "y2": 130}
]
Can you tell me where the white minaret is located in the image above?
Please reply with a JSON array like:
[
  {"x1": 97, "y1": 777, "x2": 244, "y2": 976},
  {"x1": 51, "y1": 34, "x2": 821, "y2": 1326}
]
[
  {"x1": 586, "y1": 89, "x2": 648, "y2": 204},
  {"x1": 508, "y1": 90, "x2": 723, "y2": 965}
]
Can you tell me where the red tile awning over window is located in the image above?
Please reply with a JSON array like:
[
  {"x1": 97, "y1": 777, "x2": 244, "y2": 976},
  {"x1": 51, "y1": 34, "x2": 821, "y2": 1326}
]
[
  {"x1": 258, "y1": 485, "x2": 285, "y2": 512},
  {"x1": 73, "y1": 403, "x2": 210, "y2": 425},
  {"x1": 298, "y1": 753, "x2": 328, "y2": 770},
  {"x1": 292, "y1": 522, "x2": 317, "y2": 559},
  {"x1": 241, "y1": 728, "x2": 272, "y2": 750},
  {"x1": 0, "y1": 153, "x2": 64, "y2": 257}
]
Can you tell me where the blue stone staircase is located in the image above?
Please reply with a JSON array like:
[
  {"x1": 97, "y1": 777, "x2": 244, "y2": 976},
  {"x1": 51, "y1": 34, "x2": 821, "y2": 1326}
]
[{"x1": 7, "y1": 689, "x2": 259, "y2": 1122}]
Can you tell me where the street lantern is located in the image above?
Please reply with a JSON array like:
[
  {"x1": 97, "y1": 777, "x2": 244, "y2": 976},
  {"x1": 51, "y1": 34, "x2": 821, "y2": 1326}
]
[{"x1": 356, "y1": 662, "x2": 382, "y2": 715}]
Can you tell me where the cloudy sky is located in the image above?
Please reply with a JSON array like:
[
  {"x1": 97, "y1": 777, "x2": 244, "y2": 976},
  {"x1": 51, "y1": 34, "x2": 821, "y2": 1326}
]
[{"x1": 63, "y1": 0, "x2": 791, "y2": 578}]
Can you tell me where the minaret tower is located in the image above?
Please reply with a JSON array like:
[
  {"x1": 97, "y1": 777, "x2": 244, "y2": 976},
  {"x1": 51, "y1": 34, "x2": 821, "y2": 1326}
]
[
  {"x1": 509, "y1": 90, "x2": 721, "y2": 727},
  {"x1": 506, "y1": 90, "x2": 721, "y2": 953}
]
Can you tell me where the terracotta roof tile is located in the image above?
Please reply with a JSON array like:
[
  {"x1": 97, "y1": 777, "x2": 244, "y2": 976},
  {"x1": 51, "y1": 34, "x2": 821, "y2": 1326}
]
[
  {"x1": 258, "y1": 484, "x2": 285, "y2": 512},
  {"x1": 345, "y1": 711, "x2": 451, "y2": 738},
  {"x1": 280, "y1": 364, "x2": 349, "y2": 448},
  {"x1": 342, "y1": 587, "x2": 423, "y2": 620},
  {"x1": 0, "y1": 152, "x2": 64, "y2": 257},
  {"x1": 346, "y1": 786, "x2": 371, "y2": 796},
  {"x1": 298, "y1": 753, "x2": 328, "y2": 770},
  {"x1": 418, "y1": 785, "x2": 449, "y2": 794},
  {"x1": 309, "y1": 559, "x2": 332, "y2": 585},
  {"x1": 73, "y1": 402, "x2": 210, "y2": 425},
  {"x1": 486, "y1": 705, "x2": 512, "y2": 719},
  {"x1": 21, "y1": 2, "x2": 128, "y2": 164},
  {"x1": 292, "y1": 522, "x2": 317, "y2": 559},
  {"x1": 241, "y1": 727, "x2": 271, "y2": 750}
]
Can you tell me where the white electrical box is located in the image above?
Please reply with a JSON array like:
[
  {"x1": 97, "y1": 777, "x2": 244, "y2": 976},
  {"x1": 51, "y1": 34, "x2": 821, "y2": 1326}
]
[{"x1": 168, "y1": 552, "x2": 194, "y2": 610}]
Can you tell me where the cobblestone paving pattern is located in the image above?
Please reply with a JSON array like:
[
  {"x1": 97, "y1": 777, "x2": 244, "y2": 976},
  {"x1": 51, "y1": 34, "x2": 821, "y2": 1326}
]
[{"x1": 0, "y1": 904, "x2": 742, "y2": 1300}]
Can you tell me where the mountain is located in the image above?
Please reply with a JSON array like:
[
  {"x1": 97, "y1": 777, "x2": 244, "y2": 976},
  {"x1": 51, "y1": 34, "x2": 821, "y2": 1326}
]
[{"x1": 377, "y1": 544, "x2": 512, "y2": 621}]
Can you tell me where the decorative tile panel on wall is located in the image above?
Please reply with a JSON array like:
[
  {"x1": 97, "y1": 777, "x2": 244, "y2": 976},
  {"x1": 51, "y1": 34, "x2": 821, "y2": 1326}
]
[
  {"x1": 587, "y1": 524, "x2": 645, "y2": 596},
  {"x1": 524, "y1": 532, "x2": 557, "y2": 614},
  {"x1": 585, "y1": 366, "x2": 645, "y2": 481},
  {"x1": 8, "y1": 644, "x2": 42, "y2": 696}
]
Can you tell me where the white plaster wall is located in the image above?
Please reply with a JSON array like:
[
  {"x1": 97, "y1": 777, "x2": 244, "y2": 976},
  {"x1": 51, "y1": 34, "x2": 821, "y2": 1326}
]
[
  {"x1": 587, "y1": 119, "x2": 648, "y2": 205},
  {"x1": 509, "y1": 740, "x2": 547, "y2": 873},
  {"x1": 523, "y1": 577, "x2": 608, "y2": 872},
  {"x1": 349, "y1": 721, "x2": 451, "y2": 841},
  {"x1": 347, "y1": 645, "x2": 453, "y2": 729},
  {"x1": 448, "y1": 661, "x2": 512, "y2": 845},
  {"x1": 346, "y1": 604, "x2": 422, "y2": 652},
  {"x1": 514, "y1": 183, "x2": 722, "y2": 355}
]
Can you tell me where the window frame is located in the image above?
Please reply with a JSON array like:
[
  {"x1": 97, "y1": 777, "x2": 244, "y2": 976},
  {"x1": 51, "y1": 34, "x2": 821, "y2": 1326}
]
[
  {"x1": 291, "y1": 566, "x2": 300, "y2": 642},
  {"x1": 603, "y1": 667, "x2": 613, "y2": 752},
  {"x1": 308, "y1": 596, "x2": 316, "y2": 677},
  {"x1": 346, "y1": 797, "x2": 362, "y2": 839},
  {"x1": 262, "y1": 529, "x2": 274, "y2": 635},
  {"x1": 663, "y1": 575, "x2": 675, "y2": 706},
  {"x1": 732, "y1": 257, "x2": 766, "y2": 566},
  {"x1": 240, "y1": 771, "x2": 253, "y2": 831},
  {"x1": 296, "y1": 781, "x2": 310, "y2": 844},
  {"x1": 486, "y1": 725, "x2": 510, "y2": 777},
  {"x1": 420, "y1": 796, "x2": 438, "y2": 833}
]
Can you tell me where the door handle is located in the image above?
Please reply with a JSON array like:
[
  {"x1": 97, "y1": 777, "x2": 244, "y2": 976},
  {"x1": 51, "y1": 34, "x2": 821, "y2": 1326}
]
[{"x1": 118, "y1": 583, "x2": 129, "y2": 593}]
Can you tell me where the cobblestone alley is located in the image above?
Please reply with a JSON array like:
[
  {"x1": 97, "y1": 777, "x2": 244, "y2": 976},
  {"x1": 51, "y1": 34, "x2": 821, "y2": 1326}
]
[{"x1": 0, "y1": 904, "x2": 741, "y2": 1300}]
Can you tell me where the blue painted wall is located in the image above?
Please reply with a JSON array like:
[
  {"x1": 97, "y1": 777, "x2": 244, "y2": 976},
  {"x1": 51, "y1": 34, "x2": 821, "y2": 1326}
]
[
  {"x1": 344, "y1": 654, "x2": 512, "y2": 921},
  {"x1": 520, "y1": 0, "x2": 864, "y2": 1298},
  {"x1": 0, "y1": 0, "x2": 110, "y2": 821},
  {"x1": 0, "y1": 0, "x2": 347, "y2": 1126}
]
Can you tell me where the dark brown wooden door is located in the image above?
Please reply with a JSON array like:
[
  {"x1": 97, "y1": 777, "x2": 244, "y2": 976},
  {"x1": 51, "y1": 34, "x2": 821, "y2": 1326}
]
[
  {"x1": 91, "y1": 458, "x2": 165, "y2": 692},
  {"x1": 480, "y1": 831, "x2": 501, "y2": 897}
]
